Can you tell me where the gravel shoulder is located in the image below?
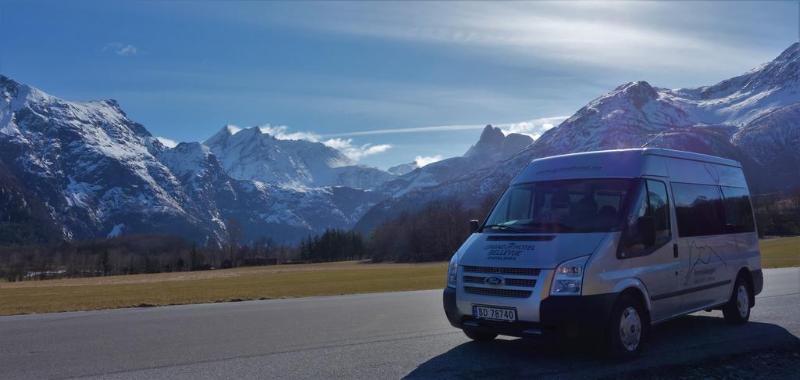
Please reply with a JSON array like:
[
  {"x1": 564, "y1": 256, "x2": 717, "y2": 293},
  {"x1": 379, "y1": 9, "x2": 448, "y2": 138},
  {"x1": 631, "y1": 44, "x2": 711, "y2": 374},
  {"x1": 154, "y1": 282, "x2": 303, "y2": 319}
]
[{"x1": 608, "y1": 344, "x2": 800, "y2": 380}]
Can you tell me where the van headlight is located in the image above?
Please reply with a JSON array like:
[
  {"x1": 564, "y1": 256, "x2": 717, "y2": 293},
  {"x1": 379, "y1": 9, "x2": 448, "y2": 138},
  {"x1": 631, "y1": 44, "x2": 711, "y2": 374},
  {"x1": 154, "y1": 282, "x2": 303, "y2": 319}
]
[
  {"x1": 447, "y1": 254, "x2": 458, "y2": 288},
  {"x1": 550, "y1": 256, "x2": 589, "y2": 296}
]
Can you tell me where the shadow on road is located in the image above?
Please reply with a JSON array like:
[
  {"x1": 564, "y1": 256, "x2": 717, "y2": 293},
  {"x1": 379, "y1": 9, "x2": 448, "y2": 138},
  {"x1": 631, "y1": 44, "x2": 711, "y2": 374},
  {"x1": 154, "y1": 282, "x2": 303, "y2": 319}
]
[{"x1": 405, "y1": 315, "x2": 800, "y2": 379}]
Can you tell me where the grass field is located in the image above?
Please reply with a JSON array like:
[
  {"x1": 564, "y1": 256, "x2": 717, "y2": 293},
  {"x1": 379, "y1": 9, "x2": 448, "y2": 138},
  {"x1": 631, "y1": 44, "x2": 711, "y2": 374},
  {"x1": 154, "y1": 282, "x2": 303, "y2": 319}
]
[
  {"x1": 0, "y1": 262, "x2": 446, "y2": 316},
  {"x1": 0, "y1": 237, "x2": 797, "y2": 316},
  {"x1": 761, "y1": 236, "x2": 800, "y2": 268}
]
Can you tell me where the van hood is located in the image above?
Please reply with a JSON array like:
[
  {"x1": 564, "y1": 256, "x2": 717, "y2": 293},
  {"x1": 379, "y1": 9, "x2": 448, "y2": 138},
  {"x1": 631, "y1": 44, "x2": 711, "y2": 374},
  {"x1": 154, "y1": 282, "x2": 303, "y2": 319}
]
[{"x1": 455, "y1": 232, "x2": 611, "y2": 269}]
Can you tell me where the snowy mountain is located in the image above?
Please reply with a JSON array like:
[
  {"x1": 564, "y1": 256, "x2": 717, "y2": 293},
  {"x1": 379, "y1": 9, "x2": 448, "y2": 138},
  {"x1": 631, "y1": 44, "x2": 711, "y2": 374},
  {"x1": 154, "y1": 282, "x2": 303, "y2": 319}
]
[
  {"x1": 204, "y1": 125, "x2": 394, "y2": 189},
  {"x1": 0, "y1": 159, "x2": 62, "y2": 244},
  {"x1": 356, "y1": 43, "x2": 800, "y2": 231},
  {"x1": 158, "y1": 141, "x2": 384, "y2": 243},
  {"x1": 387, "y1": 162, "x2": 418, "y2": 176},
  {"x1": 0, "y1": 75, "x2": 198, "y2": 241},
  {"x1": 3, "y1": 43, "x2": 798, "y2": 244},
  {"x1": 464, "y1": 125, "x2": 534, "y2": 159},
  {"x1": 375, "y1": 125, "x2": 533, "y2": 198},
  {"x1": 0, "y1": 75, "x2": 384, "y2": 244}
]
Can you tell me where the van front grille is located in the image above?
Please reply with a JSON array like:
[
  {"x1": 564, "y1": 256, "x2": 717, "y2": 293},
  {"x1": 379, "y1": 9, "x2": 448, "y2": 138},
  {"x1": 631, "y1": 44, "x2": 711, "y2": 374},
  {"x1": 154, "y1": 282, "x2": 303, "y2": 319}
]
[
  {"x1": 462, "y1": 266, "x2": 540, "y2": 276},
  {"x1": 464, "y1": 286, "x2": 532, "y2": 298},
  {"x1": 463, "y1": 275, "x2": 487, "y2": 284},
  {"x1": 462, "y1": 275, "x2": 536, "y2": 288},
  {"x1": 504, "y1": 278, "x2": 537, "y2": 287}
]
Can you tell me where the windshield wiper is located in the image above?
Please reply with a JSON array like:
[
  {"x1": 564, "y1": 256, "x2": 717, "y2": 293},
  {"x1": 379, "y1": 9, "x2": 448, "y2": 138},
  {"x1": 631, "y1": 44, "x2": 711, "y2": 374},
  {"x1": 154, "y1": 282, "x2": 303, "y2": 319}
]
[{"x1": 518, "y1": 222, "x2": 575, "y2": 232}]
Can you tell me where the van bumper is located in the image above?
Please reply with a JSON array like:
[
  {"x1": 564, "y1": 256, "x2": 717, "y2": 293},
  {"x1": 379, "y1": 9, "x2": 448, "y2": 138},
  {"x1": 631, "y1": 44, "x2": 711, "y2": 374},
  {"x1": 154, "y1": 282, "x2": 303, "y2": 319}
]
[
  {"x1": 443, "y1": 287, "x2": 615, "y2": 339},
  {"x1": 752, "y1": 269, "x2": 763, "y2": 295}
]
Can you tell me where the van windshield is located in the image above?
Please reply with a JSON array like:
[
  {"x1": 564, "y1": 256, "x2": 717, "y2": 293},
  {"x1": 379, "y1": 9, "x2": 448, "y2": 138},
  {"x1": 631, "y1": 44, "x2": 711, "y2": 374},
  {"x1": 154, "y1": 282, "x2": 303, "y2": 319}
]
[{"x1": 483, "y1": 179, "x2": 636, "y2": 233}]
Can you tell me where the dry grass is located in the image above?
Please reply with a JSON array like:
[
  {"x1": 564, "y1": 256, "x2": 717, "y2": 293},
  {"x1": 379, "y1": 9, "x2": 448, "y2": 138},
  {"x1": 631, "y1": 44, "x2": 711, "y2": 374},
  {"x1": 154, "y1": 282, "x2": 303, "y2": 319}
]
[
  {"x1": 761, "y1": 236, "x2": 800, "y2": 268},
  {"x1": 0, "y1": 261, "x2": 446, "y2": 316},
  {"x1": 0, "y1": 236, "x2": 797, "y2": 316}
]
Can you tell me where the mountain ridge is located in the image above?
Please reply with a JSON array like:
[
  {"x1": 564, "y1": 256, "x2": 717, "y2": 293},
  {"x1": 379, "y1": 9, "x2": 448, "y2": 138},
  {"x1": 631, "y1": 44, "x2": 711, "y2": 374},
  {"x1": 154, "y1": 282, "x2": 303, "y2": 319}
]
[
  {"x1": 2, "y1": 43, "x2": 798, "y2": 244},
  {"x1": 0, "y1": 75, "x2": 386, "y2": 244},
  {"x1": 355, "y1": 43, "x2": 800, "y2": 232},
  {"x1": 204, "y1": 124, "x2": 394, "y2": 190}
]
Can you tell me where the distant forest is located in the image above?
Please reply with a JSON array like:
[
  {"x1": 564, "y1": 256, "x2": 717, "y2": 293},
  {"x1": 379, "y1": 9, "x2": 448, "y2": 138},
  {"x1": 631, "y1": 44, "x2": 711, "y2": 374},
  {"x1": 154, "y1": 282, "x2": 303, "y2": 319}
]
[{"x1": 1, "y1": 188, "x2": 798, "y2": 281}]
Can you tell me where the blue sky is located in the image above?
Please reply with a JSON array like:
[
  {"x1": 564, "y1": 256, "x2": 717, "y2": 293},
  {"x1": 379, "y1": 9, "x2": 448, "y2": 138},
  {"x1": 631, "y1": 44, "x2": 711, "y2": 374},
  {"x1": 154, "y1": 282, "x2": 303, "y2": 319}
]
[{"x1": 1, "y1": 1, "x2": 798, "y2": 169}]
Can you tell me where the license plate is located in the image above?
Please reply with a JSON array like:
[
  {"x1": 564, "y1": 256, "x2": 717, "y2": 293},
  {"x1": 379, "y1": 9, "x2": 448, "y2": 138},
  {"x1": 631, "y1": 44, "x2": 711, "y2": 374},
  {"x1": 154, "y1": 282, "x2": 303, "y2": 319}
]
[{"x1": 472, "y1": 304, "x2": 517, "y2": 322}]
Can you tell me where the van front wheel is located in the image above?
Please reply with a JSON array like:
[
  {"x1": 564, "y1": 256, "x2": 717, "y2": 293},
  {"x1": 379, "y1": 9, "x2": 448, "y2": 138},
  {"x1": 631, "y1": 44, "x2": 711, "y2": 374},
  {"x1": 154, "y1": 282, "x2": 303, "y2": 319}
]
[
  {"x1": 463, "y1": 328, "x2": 497, "y2": 342},
  {"x1": 607, "y1": 294, "x2": 646, "y2": 358},
  {"x1": 723, "y1": 276, "x2": 751, "y2": 324}
]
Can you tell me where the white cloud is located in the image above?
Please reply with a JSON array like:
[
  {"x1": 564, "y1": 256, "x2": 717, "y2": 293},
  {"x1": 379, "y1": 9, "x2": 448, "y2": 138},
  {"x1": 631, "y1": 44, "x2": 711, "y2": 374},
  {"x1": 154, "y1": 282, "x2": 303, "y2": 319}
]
[
  {"x1": 495, "y1": 116, "x2": 569, "y2": 140},
  {"x1": 323, "y1": 138, "x2": 392, "y2": 161},
  {"x1": 259, "y1": 125, "x2": 321, "y2": 141},
  {"x1": 320, "y1": 137, "x2": 349, "y2": 150},
  {"x1": 414, "y1": 155, "x2": 443, "y2": 167},
  {"x1": 103, "y1": 42, "x2": 139, "y2": 56},
  {"x1": 235, "y1": 116, "x2": 564, "y2": 164},
  {"x1": 248, "y1": 2, "x2": 770, "y2": 72},
  {"x1": 253, "y1": 124, "x2": 392, "y2": 162},
  {"x1": 325, "y1": 115, "x2": 569, "y2": 140},
  {"x1": 224, "y1": 124, "x2": 242, "y2": 135},
  {"x1": 117, "y1": 45, "x2": 138, "y2": 56},
  {"x1": 325, "y1": 124, "x2": 488, "y2": 137},
  {"x1": 156, "y1": 136, "x2": 178, "y2": 148}
]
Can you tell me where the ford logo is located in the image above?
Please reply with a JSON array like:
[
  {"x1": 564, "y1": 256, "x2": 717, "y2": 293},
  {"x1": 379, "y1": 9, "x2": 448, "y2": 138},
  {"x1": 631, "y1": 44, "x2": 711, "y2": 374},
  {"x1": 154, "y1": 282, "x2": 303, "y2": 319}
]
[{"x1": 485, "y1": 276, "x2": 503, "y2": 286}]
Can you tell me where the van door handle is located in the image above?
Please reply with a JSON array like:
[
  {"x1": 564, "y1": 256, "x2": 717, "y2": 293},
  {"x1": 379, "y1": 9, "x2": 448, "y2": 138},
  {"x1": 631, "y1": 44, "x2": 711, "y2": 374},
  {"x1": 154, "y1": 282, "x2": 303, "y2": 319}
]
[{"x1": 673, "y1": 244, "x2": 679, "y2": 258}]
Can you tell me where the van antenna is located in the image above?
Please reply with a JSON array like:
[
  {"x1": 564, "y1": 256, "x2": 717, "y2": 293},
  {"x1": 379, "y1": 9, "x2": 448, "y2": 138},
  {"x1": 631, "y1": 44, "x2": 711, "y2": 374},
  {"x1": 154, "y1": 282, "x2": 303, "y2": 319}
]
[{"x1": 641, "y1": 132, "x2": 665, "y2": 148}]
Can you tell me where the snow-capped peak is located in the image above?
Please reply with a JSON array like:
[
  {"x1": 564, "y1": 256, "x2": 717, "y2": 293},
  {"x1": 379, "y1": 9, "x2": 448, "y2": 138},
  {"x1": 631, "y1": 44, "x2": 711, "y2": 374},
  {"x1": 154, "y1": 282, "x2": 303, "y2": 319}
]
[
  {"x1": 203, "y1": 124, "x2": 396, "y2": 189},
  {"x1": 204, "y1": 124, "x2": 243, "y2": 146},
  {"x1": 0, "y1": 74, "x2": 193, "y2": 241},
  {"x1": 223, "y1": 124, "x2": 242, "y2": 135},
  {"x1": 611, "y1": 81, "x2": 659, "y2": 108},
  {"x1": 464, "y1": 125, "x2": 534, "y2": 159}
]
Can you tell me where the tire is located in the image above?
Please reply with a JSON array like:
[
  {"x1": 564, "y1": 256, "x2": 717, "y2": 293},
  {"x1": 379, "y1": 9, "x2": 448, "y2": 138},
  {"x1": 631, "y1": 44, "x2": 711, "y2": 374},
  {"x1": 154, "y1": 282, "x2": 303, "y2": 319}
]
[
  {"x1": 463, "y1": 328, "x2": 497, "y2": 342},
  {"x1": 606, "y1": 293, "x2": 646, "y2": 358},
  {"x1": 723, "y1": 275, "x2": 751, "y2": 324}
]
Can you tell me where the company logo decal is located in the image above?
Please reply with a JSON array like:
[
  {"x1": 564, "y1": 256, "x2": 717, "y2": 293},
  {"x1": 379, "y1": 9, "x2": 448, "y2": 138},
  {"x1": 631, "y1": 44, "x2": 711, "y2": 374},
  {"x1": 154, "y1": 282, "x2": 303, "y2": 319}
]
[
  {"x1": 485, "y1": 242, "x2": 535, "y2": 261},
  {"x1": 685, "y1": 240, "x2": 728, "y2": 286},
  {"x1": 485, "y1": 276, "x2": 503, "y2": 286}
]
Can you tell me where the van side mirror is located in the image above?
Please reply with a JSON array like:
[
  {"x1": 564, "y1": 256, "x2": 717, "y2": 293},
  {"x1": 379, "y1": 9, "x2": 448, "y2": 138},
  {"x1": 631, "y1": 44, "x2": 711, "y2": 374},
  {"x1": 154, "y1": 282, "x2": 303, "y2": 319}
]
[
  {"x1": 637, "y1": 216, "x2": 655, "y2": 247},
  {"x1": 469, "y1": 220, "x2": 480, "y2": 233}
]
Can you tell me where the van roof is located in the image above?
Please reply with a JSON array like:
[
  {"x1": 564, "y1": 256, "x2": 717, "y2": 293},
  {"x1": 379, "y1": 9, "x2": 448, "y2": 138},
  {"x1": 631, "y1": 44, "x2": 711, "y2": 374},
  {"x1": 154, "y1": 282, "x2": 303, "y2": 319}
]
[
  {"x1": 530, "y1": 148, "x2": 741, "y2": 168},
  {"x1": 512, "y1": 148, "x2": 746, "y2": 186}
]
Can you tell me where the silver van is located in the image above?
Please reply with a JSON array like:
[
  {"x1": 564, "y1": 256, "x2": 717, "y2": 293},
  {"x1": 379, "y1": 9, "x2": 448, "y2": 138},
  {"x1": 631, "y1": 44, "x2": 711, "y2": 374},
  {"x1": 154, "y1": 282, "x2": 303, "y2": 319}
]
[{"x1": 443, "y1": 148, "x2": 762, "y2": 356}]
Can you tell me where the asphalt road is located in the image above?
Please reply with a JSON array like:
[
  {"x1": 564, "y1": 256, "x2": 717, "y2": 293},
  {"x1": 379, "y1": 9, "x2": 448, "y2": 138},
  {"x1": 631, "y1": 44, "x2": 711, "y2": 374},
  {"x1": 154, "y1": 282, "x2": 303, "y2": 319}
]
[{"x1": 1, "y1": 268, "x2": 798, "y2": 379}]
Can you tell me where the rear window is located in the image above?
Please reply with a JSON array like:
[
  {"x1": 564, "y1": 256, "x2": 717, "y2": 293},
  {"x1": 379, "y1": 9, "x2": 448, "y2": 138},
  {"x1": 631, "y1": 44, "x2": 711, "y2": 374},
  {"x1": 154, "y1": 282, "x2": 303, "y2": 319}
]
[
  {"x1": 721, "y1": 186, "x2": 755, "y2": 233},
  {"x1": 671, "y1": 183, "x2": 725, "y2": 237}
]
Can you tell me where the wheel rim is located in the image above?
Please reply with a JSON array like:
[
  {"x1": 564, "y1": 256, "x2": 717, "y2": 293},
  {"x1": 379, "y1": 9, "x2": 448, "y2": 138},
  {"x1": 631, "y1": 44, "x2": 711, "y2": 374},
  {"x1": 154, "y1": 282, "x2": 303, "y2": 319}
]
[
  {"x1": 619, "y1": 306, "x2": 642, "y2": 352},
  {"x1": 736, "y1": 284, "x2": 749, "y2": 318}
]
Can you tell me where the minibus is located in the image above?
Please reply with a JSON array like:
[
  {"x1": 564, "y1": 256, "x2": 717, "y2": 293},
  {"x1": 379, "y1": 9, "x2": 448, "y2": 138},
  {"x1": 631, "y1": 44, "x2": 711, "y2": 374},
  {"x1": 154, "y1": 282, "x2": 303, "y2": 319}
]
[{"x1": 443, "y1": 148, "x2": 762, "y2": 357}]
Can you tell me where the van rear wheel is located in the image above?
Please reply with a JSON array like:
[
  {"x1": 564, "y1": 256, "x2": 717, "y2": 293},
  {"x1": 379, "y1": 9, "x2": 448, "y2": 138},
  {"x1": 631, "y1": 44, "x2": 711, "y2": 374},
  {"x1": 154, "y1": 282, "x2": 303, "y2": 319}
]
[
  {"x1": 463, "y1": 328, "x2": 497, "y2": 342},
  {"x1": 723, "y1": 276, "x2": 751, "y2": 324}
]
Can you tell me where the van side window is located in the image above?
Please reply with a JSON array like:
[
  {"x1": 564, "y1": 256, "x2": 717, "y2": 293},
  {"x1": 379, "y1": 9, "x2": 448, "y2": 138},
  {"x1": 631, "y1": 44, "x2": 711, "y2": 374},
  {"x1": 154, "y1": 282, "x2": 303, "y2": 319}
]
[
  {"x1": 618, "y1": 180, "x2": 671, "y2": 258},
  {"x1": 720, "y1": 186, "x2": 755, "y2": 233},
  {"x1": 647, "y1": 180, "x2": 671, "y2": 246},
  {"x1": 671, "y1": 183, "x2": 725, "y2": 237}
]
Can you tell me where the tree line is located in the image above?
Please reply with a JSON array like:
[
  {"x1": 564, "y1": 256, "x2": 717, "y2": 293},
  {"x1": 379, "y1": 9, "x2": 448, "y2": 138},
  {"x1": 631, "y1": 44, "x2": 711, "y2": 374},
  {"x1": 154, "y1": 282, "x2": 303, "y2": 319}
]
[
  {"x1": 298, "y1": 229, "x2": 367, "y2": 262},
  {"x1": 0, "y1": 234, "x2": 295, "y2": 282},
  {"x1": 0, "y1": 195, "x2": 491, "y2": 281},
  {"x1": 1, "y1": 188, "x2": 798, "y2": 281},
  {"x1": 367, "y1": 197, "x2": 496, "y2": 262},
  {"x1": 752, "y1": 189, "x2": 800, "y2": 237}
]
